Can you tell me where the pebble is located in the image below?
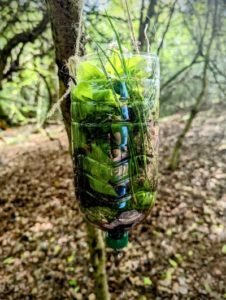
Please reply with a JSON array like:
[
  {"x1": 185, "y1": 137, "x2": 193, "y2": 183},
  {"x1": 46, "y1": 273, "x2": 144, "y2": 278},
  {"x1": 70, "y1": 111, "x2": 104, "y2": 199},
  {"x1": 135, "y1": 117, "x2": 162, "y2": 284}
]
[
  {"x1": 88, "y1": 293, "x2": 96, "y2": 300},
  {"x1": 178, "y1": 285, "x2": 188, "y2": 295}
]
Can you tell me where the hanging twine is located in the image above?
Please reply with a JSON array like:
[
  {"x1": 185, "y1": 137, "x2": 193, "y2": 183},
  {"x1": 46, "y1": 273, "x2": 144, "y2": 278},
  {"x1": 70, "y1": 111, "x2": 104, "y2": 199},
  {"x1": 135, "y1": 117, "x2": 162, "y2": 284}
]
[
  {"x1": 120, "y1": 0, "x2": 151, "y2": 54},
  {"x1": 144, "y1": 24, "x2": 150, "y2": 54},
  {"x1": 47, "y1": 0, "x2": 84, "y2": 118},
  {"x1": 75, "y1": 0, "x2": 84, "y2": 58},
  {"x1": 120, "y1": 0, "x2": 140, "y2": 53},
  {"x1": 145, "y1": 20, "x2": 157, "y2": 54},
  {"x1": 47, "y1": 82, "x2": 73, "y2": 118}
]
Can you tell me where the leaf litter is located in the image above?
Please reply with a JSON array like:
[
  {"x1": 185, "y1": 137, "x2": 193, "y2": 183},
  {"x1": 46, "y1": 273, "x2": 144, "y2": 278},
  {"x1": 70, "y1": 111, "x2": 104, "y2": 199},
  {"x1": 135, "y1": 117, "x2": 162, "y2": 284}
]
[{"x1": 0, "y1": 105, "x2": 226, "y2": 299}]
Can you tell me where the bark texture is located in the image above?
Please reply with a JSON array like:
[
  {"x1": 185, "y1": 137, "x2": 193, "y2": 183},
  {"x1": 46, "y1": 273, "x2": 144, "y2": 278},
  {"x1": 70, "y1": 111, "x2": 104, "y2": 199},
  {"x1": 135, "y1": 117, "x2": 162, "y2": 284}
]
[
  {"x1": 46, "y1": 1, "x2": 110, "y2": 299},
  {"x1": 86, "y1": 223, "x2": 110, "y2": 300},
  {"x1": 46, "y1": 0, "x2": 82, "y2": 139}
]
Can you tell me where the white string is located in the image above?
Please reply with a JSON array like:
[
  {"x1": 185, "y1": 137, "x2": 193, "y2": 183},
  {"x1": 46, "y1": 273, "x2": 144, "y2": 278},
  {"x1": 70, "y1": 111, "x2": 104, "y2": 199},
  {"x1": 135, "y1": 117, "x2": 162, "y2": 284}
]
[
  {"x1": 75, "y1": 0, "x2": 84, "y2": 56},
  {"x1": 144, "y1": 23, "x2": 150, "y2": 53},
  {"x1": 47, "y1": 81, "x2": 72, "y2": 118}
]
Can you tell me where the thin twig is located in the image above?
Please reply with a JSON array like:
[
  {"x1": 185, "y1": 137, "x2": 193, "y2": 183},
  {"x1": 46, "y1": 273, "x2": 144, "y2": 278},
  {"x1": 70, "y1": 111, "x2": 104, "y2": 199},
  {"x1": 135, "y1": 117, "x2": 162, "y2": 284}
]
[
  {"x1": 124, "y1": 0, "x2": 139, "y2": 53},
  {"x1": 157, "y1": 0, "x2": 177, "y2": 55}
]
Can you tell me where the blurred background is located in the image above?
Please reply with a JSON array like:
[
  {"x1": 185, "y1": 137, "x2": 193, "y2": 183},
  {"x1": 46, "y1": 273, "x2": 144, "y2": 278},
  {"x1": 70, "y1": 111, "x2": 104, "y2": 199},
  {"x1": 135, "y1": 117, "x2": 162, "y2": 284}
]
[
  {"x1": 0, "y1": 0, "x2": 225, "y2": 126},
  {"x1": 0, "y1": 0, "x2": 226, "y2": 299}
]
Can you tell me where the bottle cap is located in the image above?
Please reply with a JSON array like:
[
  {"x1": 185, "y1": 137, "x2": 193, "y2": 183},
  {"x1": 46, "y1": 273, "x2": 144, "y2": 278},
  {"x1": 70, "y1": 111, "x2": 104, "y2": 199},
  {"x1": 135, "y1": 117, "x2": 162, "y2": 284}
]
[{"x1": 106, "y1": 231, "x2": 128, "y2": 249}]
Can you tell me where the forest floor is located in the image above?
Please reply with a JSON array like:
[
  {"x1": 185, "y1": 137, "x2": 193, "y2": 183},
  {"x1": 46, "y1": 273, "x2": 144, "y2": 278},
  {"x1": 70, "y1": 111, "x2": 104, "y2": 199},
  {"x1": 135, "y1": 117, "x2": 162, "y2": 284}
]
[{"x1": 0, "y1": 105, "x2": 226, "y2": 300}]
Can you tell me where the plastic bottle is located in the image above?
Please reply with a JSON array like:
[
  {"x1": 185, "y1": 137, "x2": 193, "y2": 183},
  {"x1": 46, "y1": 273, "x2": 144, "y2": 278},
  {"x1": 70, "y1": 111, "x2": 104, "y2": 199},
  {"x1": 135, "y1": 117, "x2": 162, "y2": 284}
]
[{"x1": 71, "y1": 53, "x2": 160, "y2": 249}]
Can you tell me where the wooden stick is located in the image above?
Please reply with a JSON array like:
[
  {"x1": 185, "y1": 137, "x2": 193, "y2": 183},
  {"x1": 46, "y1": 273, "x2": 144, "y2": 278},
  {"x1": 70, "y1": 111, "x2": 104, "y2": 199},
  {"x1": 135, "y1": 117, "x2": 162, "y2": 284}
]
[{"x1": 123, "y1": 0, "x2": 140, "y2": 53}]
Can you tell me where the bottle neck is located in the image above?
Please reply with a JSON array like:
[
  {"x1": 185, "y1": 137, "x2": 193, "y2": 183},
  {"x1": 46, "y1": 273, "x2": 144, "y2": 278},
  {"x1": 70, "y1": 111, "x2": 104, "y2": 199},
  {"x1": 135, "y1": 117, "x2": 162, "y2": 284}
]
[{"x1": 105, "y1": 230, "x2": 128, "y2": 249}]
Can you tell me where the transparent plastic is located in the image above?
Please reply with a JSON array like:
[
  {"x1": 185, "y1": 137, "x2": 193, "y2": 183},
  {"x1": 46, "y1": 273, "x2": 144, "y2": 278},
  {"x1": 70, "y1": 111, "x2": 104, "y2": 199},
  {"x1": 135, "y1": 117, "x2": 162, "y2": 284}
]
[{"x1": 71, "y1": 53, "x2": 160, "y2": 243}]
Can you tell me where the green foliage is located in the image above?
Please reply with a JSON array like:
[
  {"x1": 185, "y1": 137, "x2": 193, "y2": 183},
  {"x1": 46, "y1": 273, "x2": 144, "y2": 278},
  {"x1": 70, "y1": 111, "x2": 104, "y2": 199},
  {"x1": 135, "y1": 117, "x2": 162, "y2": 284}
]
[
  {"x1": 71, "y1": 49, "x2": 156, "y2": 198},
  {"x1": 68, "y1": 279, "x2": 77, "y2": 287},
  {"x1": 76, "y1": 61, "x2": 105, "y2": 81},
  {"x1": 222, "y1": 245, "x2": 226, "y2": 254},
  {"x1": 203, "y1": 282, "x2": 212, "y2": 293},
  {"x1": 88, "y1": 175, "x2": 118, "y2": 197},
  {"x1": 67, "y1": 253, "x2": 76, "y2": 264},
  {"x1": 85, "y1": 0, "x2": 225, "y2": 117},
  {"x1": 1, "y1": 0, "x2": 225, "y2": 126},
  {"x1": 168, "y1": 258, "x2": 178, "y2": 268},
  {"x1": 71, "y1": 80, "x2": 119, "y2": 106},
  {"x1": 78, "y1": 140, "x2": 117, "y2": 196},
  {"x1": 53, "y1": 245, "x2": 61, "y2": 255},
  {"x1": 71, "y1": 16, "x2": 159, "y2": 225},
  {"x1": 0, "y1": 0, "x2": 56, "y2": 126},
  {"x1": 84, "y1": 206, "x2": 118, "y2": 223},
  {"x1": 135, "y1": 191, "x2": 156, "y2": 209},
  {"x1": 83, "y1": 144, "x2": 117, "y2": 196},
  {"x1": 143, "y1": 277, "x2": 152, "y2": 286},
  {"x1": 174, "y1": 253, "x2": 183, "y2": 263},
  {"x1": 3, "y1": 257, "x2": 15, "y2": 265},
  {"x1": 72, "y1": 53, "x2": 149, "y2": 93},
  {"x1": 71, "y1": 123, "x2": 87, "y2": 149},
  {"x1": 83, "y1": 156, "x2": 112, "y2": 181},
  {"x1": 105, "y1": 50, "x2": 149, "y2": 79}
]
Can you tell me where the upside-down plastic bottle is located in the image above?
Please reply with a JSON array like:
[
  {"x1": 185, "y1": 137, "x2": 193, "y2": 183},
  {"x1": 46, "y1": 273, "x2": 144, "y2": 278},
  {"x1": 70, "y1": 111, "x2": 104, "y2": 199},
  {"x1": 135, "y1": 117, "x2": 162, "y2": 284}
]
[{"x1": 71, "y1": 52, "x2": 160, "y2": 249}]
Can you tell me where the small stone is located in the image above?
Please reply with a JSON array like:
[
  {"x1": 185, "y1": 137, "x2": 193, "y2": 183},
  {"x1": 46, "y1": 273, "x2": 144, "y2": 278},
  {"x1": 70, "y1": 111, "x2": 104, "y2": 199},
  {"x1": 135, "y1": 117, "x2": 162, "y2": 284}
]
[
  {"x1": 148, "y1": 250, "x2": 154, "y2": 260},
  {"x1": 158, "y1": 279, "x2": 171, "y2": 287},
  {"x1": 178, "y1": 285, "x2": 188, "y2": 295},
  {"x1": 39, "y1": 241, "x2": 48, "y2": 251},
  {"x1": 88, "y1": 293, "x2": 96, "y2": 300},
  {"x1": 75, "y1": 293, "x2": 83, "y2": 300},
  {"x1": 178, "y1": 277, "x2": 186, "y2": 285},
  {"x1": 31, "y1": 287, "x2": 38, "y2": 295},
  {"x1": 12, "y1": 243, "x2": 23, "y2": 254},
  {"x1": 213, "y1": 268, "x2": 222, "y2": 276}
]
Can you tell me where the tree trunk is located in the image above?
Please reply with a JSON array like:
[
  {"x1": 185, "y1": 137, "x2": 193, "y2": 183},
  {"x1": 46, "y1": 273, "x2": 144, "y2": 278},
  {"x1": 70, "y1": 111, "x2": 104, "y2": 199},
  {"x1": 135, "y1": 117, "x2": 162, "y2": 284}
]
[
  {"x1": 86, "y1": 223, "x2": 110, "y2": 300},
  {"x1": 45, "y1": 0, "x2": 82, "y2": 138},
  {"x1": 46, "y1": 1, "x2": 110, "y2": 299},
  {"x1": 168, "y1": 0, "x2": 218, "y2": 170},
  {"x1": 138, "y1": 0, "x2": 157, "y2": 50},
  {"x1": 168, "y1": 86, "x2": 207, "y2": 170}
]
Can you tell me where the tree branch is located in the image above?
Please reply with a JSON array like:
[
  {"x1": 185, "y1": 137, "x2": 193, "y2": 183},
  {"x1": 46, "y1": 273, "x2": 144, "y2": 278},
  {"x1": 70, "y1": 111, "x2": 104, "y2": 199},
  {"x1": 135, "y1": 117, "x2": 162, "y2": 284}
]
[
  {"x1": 0, "y1": 12, "x2": 49, "y2": 87},
  {"x1": 86, "y1": 223, "x2": 110, "y2": 300},
  {"x1": 161, "y1": 53, "x2": 201, "y2": 91},
  {"x1": 3, "y1": 44, "x2": 25, "y2": 80},
  {"x1": 46, "y1": 2, "x2": 110, "y2": 300},
  {"x1": 86, "y1": 11, "x2": 131, "y2": 23},
  {"x1": 157, "y1": 0, "x2": 177, "y2": 55},
  {"x1": 139, "y1": 0, "x2": 145, "y2": 32}
]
